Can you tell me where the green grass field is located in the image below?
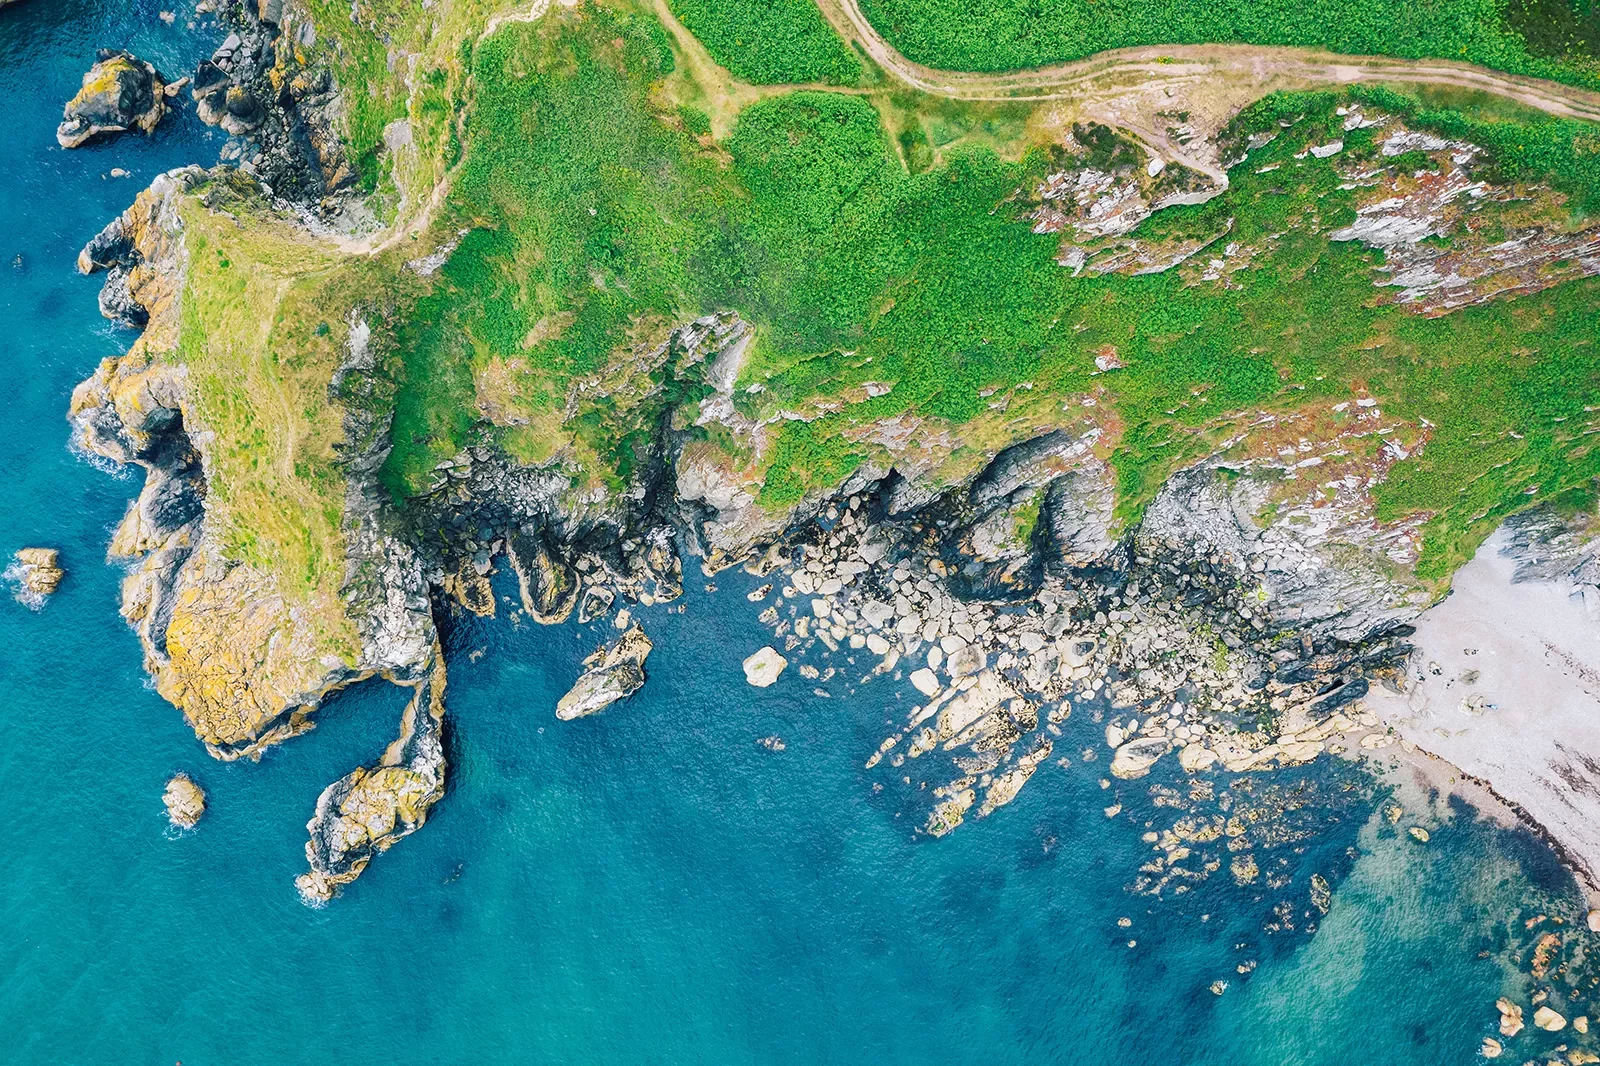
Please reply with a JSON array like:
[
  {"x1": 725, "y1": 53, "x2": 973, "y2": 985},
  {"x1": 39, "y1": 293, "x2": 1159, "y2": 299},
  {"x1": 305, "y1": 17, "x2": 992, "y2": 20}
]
[
  {"x1": 665, "y1": 0, "x2": 862, "y2": 83},
  {"x1": 855, "y1": 0, "x2": 1600, "y2": 88},
  {"x1": 362, "y1": 2, "x2": 1600, "y2": 583}
]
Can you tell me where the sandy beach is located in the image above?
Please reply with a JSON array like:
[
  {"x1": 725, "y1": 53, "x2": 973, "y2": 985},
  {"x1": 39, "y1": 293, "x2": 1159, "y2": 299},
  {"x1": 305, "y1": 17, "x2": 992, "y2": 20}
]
[{"x1": 1365, "y1": 527, "x2": 1600, "y2": 900}]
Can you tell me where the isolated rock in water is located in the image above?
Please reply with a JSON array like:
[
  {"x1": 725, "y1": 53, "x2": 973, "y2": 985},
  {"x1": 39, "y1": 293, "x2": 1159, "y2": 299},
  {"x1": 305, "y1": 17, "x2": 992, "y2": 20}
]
[
  {"x1": 296, "y1": 662, "x2": 447, "y2": 904},
  {"x1": 162, "y1": 773, "x2": 205, "y2": 828},
  {"x1": 1480, "y1": 1037, "x2": 1502, "y2": 1059},
  {"x1": 555, "y1": 624, "x2": 652, "y2": 721},
  {"x1": 1110, "y1": 736, "x2": 1172, "y2": 780},
  {"x1": 743, "y1": 646, "x2": 787, "y2": 687},
  {"x1": 1534, "y1": 1005, "x2": 1567, "y2": 1031},
  {"x1": 8, "y1": 547, "x2": 64, "y2": 605},
  {"x1": 1497, "y1": 998, "x2": 1524, "y2": 1037},
  {"x1": 57, "y1": 50, "x2": 166, "y2": 148}
]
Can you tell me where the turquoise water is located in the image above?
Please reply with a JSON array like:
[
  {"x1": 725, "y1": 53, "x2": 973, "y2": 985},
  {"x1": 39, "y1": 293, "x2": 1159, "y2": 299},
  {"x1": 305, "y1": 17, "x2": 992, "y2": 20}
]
[{"x1": 0, "y1": 3, "x2": 1594, "y2": 1063}]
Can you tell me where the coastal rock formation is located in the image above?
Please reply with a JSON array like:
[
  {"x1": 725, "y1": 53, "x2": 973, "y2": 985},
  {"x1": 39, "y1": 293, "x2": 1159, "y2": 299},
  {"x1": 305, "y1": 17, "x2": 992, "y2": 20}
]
[
  {"x1": 555, "y1": 624, "x2": 652, "y2": 720},
  {"x1": 7, "y1": 548, "x2": 64, "y2": 606},
  {"x1": 187, "y1": 0, "x2": 350, "y2": 199},
  {"x1": 162, "y1": 773, "x2": 205, "y2": 828},
  {"x1": 57, "y1": 50, "x2": 166, "y2": 149},
  {"x1": 743, "y1": 646, "x2": 787, "y2": 687},
  {"x1": 296, "y1": 658, "x2": 447, "y2": 903}
]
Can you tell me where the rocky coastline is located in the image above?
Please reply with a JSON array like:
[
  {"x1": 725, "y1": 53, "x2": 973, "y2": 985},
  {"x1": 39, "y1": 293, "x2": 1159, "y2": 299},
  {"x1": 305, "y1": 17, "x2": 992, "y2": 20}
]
[{"x1": 60, "y1": 2, "x2": 1600, "y2": 906}]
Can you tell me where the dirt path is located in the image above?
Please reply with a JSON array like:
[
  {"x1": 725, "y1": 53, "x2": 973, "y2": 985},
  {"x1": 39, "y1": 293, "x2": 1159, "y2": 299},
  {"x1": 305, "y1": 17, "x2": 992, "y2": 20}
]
[
  {"x1": 816, "y1": 0, "x2": 1600, "y2": 183},
  {"x1": 337, "y1": 0, "x2": 1600, "y2": 254}
]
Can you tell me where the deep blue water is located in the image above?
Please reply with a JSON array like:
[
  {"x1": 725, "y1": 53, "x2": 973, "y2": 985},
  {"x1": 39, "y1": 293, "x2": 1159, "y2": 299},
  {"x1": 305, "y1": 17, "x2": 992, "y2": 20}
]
[{"x1": 0, "y1": 3, "x2": 1594, "y2": 1063}]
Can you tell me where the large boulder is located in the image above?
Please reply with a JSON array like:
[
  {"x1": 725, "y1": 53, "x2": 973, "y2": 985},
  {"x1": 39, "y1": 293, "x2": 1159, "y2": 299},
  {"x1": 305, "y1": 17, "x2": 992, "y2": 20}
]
[
  {"x1": 57, "y1": 50, "x2": 166, "y2": 148},
  {"x1": 555, "y1": 625, "x2": 653, "y2": 720}
]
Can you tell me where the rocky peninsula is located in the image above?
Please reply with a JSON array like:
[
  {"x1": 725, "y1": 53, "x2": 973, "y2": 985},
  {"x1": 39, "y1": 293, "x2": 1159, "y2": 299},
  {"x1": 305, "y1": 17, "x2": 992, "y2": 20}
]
[{"x1": 61, "y1": 0, "x2": 1600, "y2": 907}]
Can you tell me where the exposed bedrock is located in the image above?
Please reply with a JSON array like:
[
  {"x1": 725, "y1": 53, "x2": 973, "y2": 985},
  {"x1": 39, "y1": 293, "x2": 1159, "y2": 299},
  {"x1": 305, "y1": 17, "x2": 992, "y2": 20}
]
[
  {"x1": 57, "y1": 49, "x2": 167, "y2": 149},
  {"x1": 296, "y1": 653, "x2": 447, "y2": 904},
  {"x1": 555, "y1": 624, "x2": 653, "y2": 720}
]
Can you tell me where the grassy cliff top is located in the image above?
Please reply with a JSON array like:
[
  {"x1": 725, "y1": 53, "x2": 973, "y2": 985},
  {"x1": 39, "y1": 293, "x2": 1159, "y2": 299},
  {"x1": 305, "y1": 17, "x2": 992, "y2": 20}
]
[{"x1": 176, "y1": 0, "x2": 1600, "y2": 611}]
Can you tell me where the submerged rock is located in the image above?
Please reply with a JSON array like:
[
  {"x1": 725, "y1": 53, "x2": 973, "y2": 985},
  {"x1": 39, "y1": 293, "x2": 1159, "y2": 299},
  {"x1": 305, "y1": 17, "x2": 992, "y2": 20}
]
[
  {"x1": 57, "y1": 50, "x2": 166, "y2": 148},
  {"x1": 555, "y1": 624, "x2": 652, "y2": 721},
  {"x1": 743, "y1": 646, "x2": 787, "y2": 687},
  {"x1": 161, "y1": 773, "x2": 205, "y2": 828},
  {"x1": 7, "y1": 547, "x2": 63, "y2": 606},
  {"x1": 296, "y1": 661, "x2": 447, "y2": 904}
]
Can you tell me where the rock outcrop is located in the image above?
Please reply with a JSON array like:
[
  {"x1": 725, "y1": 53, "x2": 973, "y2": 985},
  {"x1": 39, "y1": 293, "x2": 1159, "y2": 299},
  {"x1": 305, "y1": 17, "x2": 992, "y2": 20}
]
[
  {"x1": 743, "y1": 646, "x2": 787, "y2": 687},
  {"x1": 57, "y1": 50, "x2": 166, "y2": 149},
  {"x1": 555, "y1": 624, "x2": 652, "y2": 720},
  {"x1": 296, "y1": 656, "x2": 447, "y2": 903},
  {"x1": 7, "y1": 548, "x2": 64, "y2": 606},
  {"x1": 162, "y1": 773, "x2": 206, "y2": 828},
  {"x1": 188, "y1": 0, "x2": 351, "y2": 200}
]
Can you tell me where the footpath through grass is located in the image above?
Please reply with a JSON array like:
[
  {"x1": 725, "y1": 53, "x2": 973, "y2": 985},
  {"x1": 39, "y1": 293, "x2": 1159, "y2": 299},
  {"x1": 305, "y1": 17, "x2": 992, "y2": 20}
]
[
  {"x1": 366, "y1": 1, "x2": 1600, "y2": 585},
  {"x1": 855, "y1": 0, "x2": 1600, "y2": 90}
]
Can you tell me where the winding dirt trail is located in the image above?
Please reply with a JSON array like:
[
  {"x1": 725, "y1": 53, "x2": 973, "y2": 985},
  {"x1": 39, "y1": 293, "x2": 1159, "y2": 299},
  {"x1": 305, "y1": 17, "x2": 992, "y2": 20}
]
[
  {"x1": 816, "y1": 0, "x2": 1600, "y2": 182},
  {"x1": 342, "y1": 0, "x2": 1600, "y2": 253}
]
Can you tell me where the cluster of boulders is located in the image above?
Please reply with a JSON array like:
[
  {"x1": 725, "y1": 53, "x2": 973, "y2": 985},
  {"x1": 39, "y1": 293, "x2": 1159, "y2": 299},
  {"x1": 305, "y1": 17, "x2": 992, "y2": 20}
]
[
  {"x1": 735, "y1": 478, "x2": 1412, "y2": 839},
  {"x1": 56, "y1": 1, "x2": 348, "y2": 201}
]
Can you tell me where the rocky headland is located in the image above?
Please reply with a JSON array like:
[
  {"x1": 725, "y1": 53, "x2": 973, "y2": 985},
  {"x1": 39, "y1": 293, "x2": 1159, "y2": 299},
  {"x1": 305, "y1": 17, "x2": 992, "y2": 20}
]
[
  {"x1": 56, "y1": 50, "x2": 169, "y2": 149},
  {"x1": 60, "y1": 0, "x2": 1600, "y2": 907}
]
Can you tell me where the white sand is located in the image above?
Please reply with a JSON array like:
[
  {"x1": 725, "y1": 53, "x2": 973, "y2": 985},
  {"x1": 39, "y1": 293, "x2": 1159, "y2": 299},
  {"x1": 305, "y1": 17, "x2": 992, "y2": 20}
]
[{"x1": 1365, "y1": 528, "x2": 1600, "y2": 899}]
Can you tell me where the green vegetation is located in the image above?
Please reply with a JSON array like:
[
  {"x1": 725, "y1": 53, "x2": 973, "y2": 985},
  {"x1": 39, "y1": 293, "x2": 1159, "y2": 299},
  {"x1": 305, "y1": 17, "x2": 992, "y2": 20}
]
[
  {"x1": 165, "y1": 0, "x2": 1600, "y2": 618},
  {"x1": 367, "y1": 4, "x2": 1600, "y2": 582},
  {"x1": 171, "y1": 180, "x2": 374, "y2": 656},
  {"x1": 665, "y1": 0, "x2": 862, "y2": 83},
  {"x1": 855, "y1": 0, "x2": 1600, "y2": 88}
]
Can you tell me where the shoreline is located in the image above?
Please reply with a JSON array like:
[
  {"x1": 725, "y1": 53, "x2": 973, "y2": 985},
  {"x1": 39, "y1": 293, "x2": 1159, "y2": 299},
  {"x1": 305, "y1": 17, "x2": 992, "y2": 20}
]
[{"x1": 1362, "y1": 526, "x2": 1600, "y2": 910}]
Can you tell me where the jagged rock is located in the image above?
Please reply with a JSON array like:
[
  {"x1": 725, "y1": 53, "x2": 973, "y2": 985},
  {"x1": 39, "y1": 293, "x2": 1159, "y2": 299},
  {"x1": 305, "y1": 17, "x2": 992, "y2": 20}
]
[
  {"x1": 577, "y1": 585, "x2": 614, "y2": 624},
  {"x1": 162, "y1": 773, "x2": 205, "y2": 828},
  {"x1": 1110, "y1": 736, "x2": 1172, "y2": 780},
  {"x1": 743, "y1": 646, "x2": 786, "y2": 687},
  {"x1": 57, "y1": 50, "x2": 166, "y2": 148},
  {"x1": 296, "y1": 660, "x2": 447, "y2": 903},
  {"x1": 1138, "y1": 461, "x2": 1428, "y2": 643},
  {"x1": 8, "y1": 548, "x2": 63, "y2": 605},
  {"x1": 507, "y1": 529, "x2": 578, "y2": 624},
  {"x1": 1497, "y1": 998, "x2": 1524, "y2": 1037},
  {"x1": 555, "y1": 624, "x2": 652, "y2": 720}
]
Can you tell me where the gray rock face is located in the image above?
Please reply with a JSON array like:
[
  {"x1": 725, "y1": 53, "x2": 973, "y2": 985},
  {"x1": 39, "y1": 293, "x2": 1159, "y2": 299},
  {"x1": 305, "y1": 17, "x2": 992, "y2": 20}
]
[
  {"x1": 57, "y1": 50, "x2": 165, "y2": 148},
  {"x1": 296, "y1": 659, "x2": 448, "y2": 904},
  {"x1": 1137, "y1": 463, "x2": 1425, "y2": 643},
  {"x1": 556, "y1": 625, "x2": 653, "y2": 720},
  {"x1": 189, "y1": 2, "x2": 351, "y2": 199}
]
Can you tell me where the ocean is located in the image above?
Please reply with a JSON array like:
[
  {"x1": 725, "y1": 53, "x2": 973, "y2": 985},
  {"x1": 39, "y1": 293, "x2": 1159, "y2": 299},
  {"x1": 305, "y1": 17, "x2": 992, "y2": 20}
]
[{"x1": 0, "y1": 2, "x2": 1591, "y2": 1063}]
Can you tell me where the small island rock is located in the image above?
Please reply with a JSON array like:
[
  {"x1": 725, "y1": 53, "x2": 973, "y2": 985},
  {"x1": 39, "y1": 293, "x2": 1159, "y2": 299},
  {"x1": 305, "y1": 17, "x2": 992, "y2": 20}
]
[
  {"x1": 743, "y1": 646, "x2": 787, "y2": 687},
  {"x1": 1534, "y1": 1005, "x2": 1566, "y2": 1031},
  {"x1": 9, "y1": 547, "x2": 64, "y2": 606},
  {"x1": 57, "y1": 50, "x2": 166, "y2": 148},
  {"x1": 1497, "y1": 998, "x2": 1524, "y2": 1037},
  {"x1": 556, "y1": 624, "x2": 652, "y2": 720},
  {"x1": 162, "y1": 773, "x2": 205, "y2": 828},
  {"x1": 1110, "y1": 736, "x2": 1172, "y2": 780}
]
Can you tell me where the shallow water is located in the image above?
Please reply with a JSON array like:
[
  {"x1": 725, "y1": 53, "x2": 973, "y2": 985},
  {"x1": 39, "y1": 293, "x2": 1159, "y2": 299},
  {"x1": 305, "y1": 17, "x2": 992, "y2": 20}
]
[{"x1": 0, "y1": 3, "x2": 1594, "y2": 1063}]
